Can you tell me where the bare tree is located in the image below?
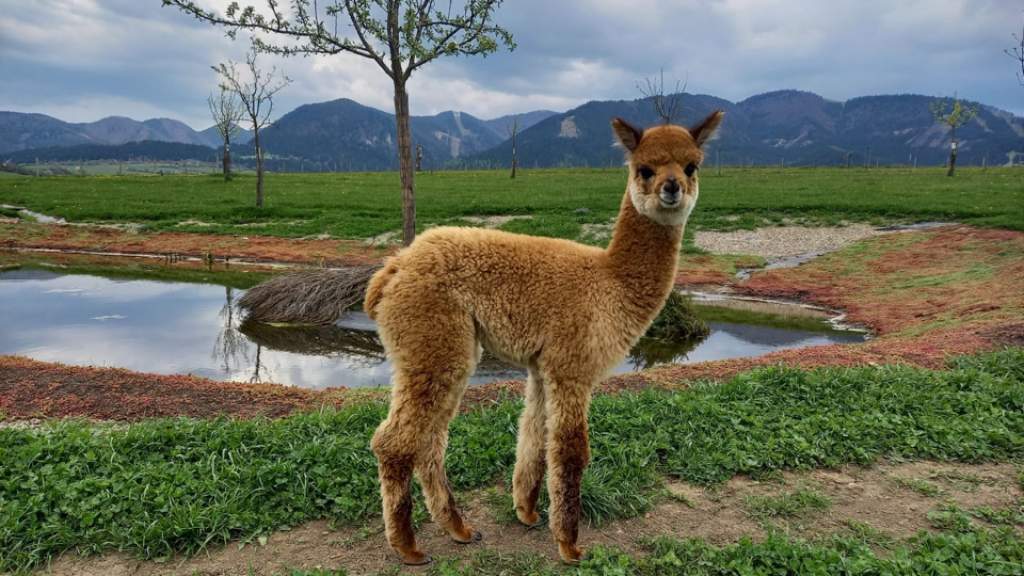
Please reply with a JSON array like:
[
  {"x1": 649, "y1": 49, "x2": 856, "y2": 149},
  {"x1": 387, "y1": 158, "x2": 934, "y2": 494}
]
[
  {"x1": 930, "y1": 94, "x2": 978, "y2": 177},
  {"x1": 162, "y1": 1, "x2": 514, "y2": 246},
  {"x1": 213, "y1": 47, "x2": 290, "y2": 207},
  {"x1": 507, "y1": 117, "x2": 518, "y2": 179},
  {"x1": 208, "y1": 87, "x2": 245, "y2": 181},
  {"x1": 637, "y1": 69, "x2": 685, "y2": 124},
  {"x1": 1007, "y1": 19, "x2": 1024, "y2": 88}
]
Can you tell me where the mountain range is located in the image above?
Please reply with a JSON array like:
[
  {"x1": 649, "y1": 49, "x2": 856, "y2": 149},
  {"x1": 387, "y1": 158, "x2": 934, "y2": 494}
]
[
  {"x1": 468, "y1": 91, "x2": 1024, "y2": 168},
  {"x1": 247, "y1": 98, "x2": 556, "y2": 171},
  {"x1": 0, "y1": 112, "x2": 254, "y2": 154},
  {"x1": 2, "y1": 91, "x2": 1021, "y2": 169}
]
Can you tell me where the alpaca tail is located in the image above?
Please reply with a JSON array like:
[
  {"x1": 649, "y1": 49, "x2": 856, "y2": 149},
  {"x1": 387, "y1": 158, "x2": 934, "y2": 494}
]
[
  {"x1": 238, "y1": 264, "x2": 383, "y2": 325},
  {"x1": 364, "y1": 258, "x2": 399, "y2": 320}
]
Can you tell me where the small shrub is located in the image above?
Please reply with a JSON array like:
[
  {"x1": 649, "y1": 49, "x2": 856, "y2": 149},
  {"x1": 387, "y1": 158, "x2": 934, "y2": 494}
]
[{"x1": 645, "y1": 291, "x2": 710, "y2": 341}]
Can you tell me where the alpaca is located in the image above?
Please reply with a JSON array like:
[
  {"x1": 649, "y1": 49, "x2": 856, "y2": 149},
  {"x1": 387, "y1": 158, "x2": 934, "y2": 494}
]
[{"x1": 365, "y1": 111, "x2": 724, "y2": 565}]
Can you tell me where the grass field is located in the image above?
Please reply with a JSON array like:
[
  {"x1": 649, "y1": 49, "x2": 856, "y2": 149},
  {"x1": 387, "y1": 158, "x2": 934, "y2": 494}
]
[
  {"x1": 0, "y1": 167, "x2": 1020, "y2": 241},
  {"x1": 2, "y1": 349, "x2": 1022, "y2": 572}
]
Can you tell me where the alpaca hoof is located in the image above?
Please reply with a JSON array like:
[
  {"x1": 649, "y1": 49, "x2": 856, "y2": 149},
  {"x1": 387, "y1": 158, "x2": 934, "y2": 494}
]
[
  {"x1": 558, "y1": 541, "x2": 584, "y2": 564},
  {"x1": 453, "y1": 530, "x2": 483, "y2": 544},
  {"x1": 398, "y1": 549, "x2": 432, "y2": 566},
  {"x1": 516, "y1": 507, "x2": 542, "y2": 528}
]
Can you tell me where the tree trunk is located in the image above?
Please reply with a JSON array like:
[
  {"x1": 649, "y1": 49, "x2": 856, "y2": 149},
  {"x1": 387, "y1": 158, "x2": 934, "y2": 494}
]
[
  {"x1": 254, "y1": 128, "x2": 264, "y2": 208},
  {"x1": 222, "y1": 136, "x2": 232, "y2": 181},
  {"x1": 947, "y1": 136, "x2": 957, "y2": 177},
  {"x1": 394, "y1": 81, "x2": 416, "y2": 246},
  {"x1": 510, "y1": 126, "x2": 517, "y2": 179}
]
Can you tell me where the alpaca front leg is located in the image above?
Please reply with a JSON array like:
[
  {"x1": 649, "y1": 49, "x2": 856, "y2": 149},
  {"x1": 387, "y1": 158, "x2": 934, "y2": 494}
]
[
  {"x1": 513, "y1": 369, "x2": 546, "y2": 526},
  {"x1": 544, "y1": 385, "x2": 591, "y2": 563}
]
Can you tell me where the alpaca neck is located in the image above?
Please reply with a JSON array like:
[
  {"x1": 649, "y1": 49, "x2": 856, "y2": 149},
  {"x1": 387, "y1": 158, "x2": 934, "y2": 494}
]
[{"x1": 605, "y1": 189, "x2": 684, "y2": 326}]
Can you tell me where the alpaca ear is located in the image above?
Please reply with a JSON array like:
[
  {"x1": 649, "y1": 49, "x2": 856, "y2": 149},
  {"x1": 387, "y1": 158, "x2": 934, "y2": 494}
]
[
  {"x1": 689, "y1": 110, "x2": 724, "y2": 147},
  {"x1": 611, "y1": 117, "x2": 643, "y2": 152}
]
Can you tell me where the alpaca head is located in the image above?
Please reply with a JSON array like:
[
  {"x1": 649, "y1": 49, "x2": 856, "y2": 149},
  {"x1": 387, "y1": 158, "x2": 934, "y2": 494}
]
[{"x1": 612, "y1": 111, "x2": 724, "y2": 227}]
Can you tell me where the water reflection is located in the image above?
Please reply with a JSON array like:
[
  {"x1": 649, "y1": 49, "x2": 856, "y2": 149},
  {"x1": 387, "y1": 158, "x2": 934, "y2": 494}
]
[
  {"x1": 213, "y1": 287, "x2": 249, "y2": 372},
  {"x1": 0, "y1": 270, "x2": 866, "y2": 388}
]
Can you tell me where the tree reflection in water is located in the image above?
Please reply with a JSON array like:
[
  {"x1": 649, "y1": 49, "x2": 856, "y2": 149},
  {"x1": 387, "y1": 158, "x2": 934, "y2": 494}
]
[
  {"x1": 626, "y1": 335, "x2": 704, "y2": 370},
  {"x1": 212, "y1": 286, "x2": 250, "y2": 373}
]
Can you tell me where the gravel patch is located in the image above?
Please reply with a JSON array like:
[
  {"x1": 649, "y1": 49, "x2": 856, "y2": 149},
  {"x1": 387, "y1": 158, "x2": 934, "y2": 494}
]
[
  {"x1": 694, "y1": 224, "x2": 885, "y2": 258},
  {"x1": 460, "y1": 214, "x2": 533, "y2": 227}
]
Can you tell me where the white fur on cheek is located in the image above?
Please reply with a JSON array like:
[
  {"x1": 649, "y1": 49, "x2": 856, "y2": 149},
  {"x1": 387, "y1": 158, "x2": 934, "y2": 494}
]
[
  {"x1": 628, "y1": 178, "x2": 646, "y2": 217},
  {"x1": 680, "y1": 182, "x2": 699, "y2": 223},
  {"x1": 629, "y1": 179, "x2": 698, "y2": 227}
]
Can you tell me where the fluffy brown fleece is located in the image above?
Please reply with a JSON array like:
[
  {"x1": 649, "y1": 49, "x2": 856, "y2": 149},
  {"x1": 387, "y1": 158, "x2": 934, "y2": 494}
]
[{"x1": 365, "y1": 111, "x2": 724, "y2": 565}]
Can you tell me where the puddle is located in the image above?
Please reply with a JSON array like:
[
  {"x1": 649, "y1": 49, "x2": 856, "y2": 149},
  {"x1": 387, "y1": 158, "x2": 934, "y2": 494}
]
[
  {"x1": 0, "y1": 203, "x2": 67, "y2": 224},
  {"x1": 0, "y1": 269, "x2": 866, "y2": 388}
]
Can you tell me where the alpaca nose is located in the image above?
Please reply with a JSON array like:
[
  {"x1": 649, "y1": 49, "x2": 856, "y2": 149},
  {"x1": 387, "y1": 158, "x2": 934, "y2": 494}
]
[{"x1": 660, "y1": 178, "x2": 681, "y2": 206}]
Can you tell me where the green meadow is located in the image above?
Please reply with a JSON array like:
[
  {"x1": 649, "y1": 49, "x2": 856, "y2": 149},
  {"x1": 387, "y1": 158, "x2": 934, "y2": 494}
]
[{"x1": 0, "y1": 167, "x2": 1020, "y2": 241}]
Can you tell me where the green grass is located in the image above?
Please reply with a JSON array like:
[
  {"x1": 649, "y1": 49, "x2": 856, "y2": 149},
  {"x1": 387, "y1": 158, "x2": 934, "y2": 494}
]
[
  {"x1": 837, "y1": 519, "x2": 896, "y2": 550},
  {"x1": 744, "y1": 487, "x2": 832, "y2": 520},
  {"x1": 645, "y1": 292, "x2": 709, "y2": 341},
  {"x1": 576, "y1": 529, "x2": 1024, "y2": 576},
  {"x1": 276, "y1": 565, "x2": 352, "y2": 569},
  {"x1": 890, "y1": 476, "x2": 945, "y2": 497},
  {"x1": 377, "y1": 527, "x2": 1024, "y2": 576},
  {"x1": 929, "y1": 469, "x2": 985, "y2": 491},
  {"x1": 2, "y1": 348, "x2": 1023, "y2": 571},
  {"x1": 0, "y1": 167, "x2": 1020, "y2": 242}
]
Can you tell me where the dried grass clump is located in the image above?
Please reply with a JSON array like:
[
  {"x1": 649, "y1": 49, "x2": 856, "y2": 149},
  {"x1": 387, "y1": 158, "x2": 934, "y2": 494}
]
[{"x1": 238, "y1": 265, "x2": 382, "y2": 325}]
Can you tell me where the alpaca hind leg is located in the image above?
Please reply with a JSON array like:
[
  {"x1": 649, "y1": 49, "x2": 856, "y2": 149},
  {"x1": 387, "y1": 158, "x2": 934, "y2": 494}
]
[
  {"x1": 415, "y1": 426, "x2": 481, "y2": 543},
  {"x1": 371, "y1": 415, "x2": 427, "y2": 565},
  {"x1": 543, "y1": 375, "x2": 592, "y2": 564},
  {"x1": 372, "y1": 299, "x2": 476, "y2": 564},
  {"x1": 512, "y1": 367, "x2": 547, "y2": 527}
]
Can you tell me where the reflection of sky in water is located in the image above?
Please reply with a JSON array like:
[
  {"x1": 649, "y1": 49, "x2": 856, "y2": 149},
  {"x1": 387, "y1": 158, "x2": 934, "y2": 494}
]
[{"x1": 0, "y1": 271, "x2": 864, "y2": 389}]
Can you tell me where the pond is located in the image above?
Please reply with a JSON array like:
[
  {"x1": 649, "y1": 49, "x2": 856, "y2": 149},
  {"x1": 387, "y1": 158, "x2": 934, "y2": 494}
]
[{"x1": 0, "y1": 268, "x2": 867, "y2": 388}]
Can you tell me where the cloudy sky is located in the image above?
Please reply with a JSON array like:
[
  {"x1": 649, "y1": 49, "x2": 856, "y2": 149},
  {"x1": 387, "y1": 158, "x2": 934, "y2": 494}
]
[{"x1": 2, "y1": 0, "x2": 1022, "y2": 129}]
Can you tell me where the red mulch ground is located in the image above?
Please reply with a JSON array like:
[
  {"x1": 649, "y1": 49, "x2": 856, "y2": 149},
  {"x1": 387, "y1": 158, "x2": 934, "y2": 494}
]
[
  {"x1": 0, "y1": 221, "x2": 384, "y2": 266},
  {"x1": 1, "y1": 225, "x2": 1022, "y2": 421},
  {"x1": 0, "y1": 356, "x2": 354, "y2": 420}
]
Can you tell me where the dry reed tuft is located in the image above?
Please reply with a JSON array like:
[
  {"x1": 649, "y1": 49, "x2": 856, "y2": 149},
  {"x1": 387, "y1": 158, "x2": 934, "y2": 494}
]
[{"x1": 237, "y1": 265, "x2": 382, "y2": 325}]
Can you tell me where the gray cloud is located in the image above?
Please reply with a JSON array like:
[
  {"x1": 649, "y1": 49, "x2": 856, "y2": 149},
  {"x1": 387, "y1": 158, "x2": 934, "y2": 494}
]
[{"x1": 1, "y1": 0, "x2": 1021, "y2": 130}]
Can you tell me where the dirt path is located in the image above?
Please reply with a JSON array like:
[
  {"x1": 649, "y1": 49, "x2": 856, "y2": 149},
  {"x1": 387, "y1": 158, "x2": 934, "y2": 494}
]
[{"x1": 41, "y1": 461, "x2": 1023, "y2": 575}]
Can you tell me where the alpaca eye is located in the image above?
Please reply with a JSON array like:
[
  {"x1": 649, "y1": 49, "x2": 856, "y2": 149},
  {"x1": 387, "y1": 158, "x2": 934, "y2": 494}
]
[
  {"x1": 684, "y1": 163, "x2": 698, "y2": 177},
  {"x1": 638, "y1": 166, "x2": 655, "y2": 180}
]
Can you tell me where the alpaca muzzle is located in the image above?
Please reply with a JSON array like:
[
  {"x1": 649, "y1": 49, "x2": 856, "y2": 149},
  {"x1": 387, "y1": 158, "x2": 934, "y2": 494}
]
[{"x1": 659, "y1": 179, "x2": 681, "y2": 207}]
